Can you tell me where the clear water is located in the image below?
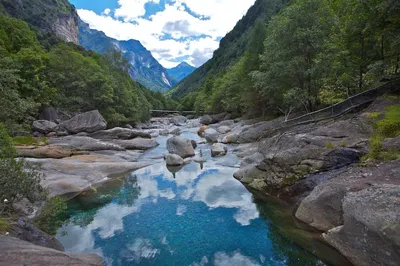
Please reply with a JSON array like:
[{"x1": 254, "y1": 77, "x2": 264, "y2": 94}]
[{"x1": 56, "y1": 130, "x2": 346, "y2": 266}]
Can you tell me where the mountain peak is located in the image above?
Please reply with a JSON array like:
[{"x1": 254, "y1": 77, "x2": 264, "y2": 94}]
[{"x1": 176, "y1": 62, "x2": 193, "y2": 68}]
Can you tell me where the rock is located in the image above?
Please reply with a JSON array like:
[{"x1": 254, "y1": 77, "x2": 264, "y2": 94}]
[
  {"x1": 90, "y1": 127, "x2": 151, "y2": 140},
  {"x1": 165, "y1": 154, "x2": 184, "y2": 166},
  {"x1": 204, "y1": 128, "x2": 219, "y2": 143},
  {"x1": 200, "y1": 115, "x2": 213, "y2": 125},
  {"x1": 16, "y1": 145, "x2": 74, "y2": 159},
  {"x1": 77, "y1": 132, "x2": 89, "y2": 137},
  {"x1": 382, "y1": 137, "x2": 400, "y2": 150},
  {"x1": 26, "y1": 157, "x2": 151, "y2": 196},
  {"x1": 111, "y1": 138, "x2": 159, "y2": 150},
  {"x1": 56, "y1": 130, "x2": 69, "y2": 137},
  {"x1": 49, "y1": 136, "x2": 124, "y2": 151},
  {"x1": 38, "y1": 106, "x2": 58, "y2": 123},
  {"x1": 10, "y1": 218, "x2": 64, "y2": 251},
  {"x1": 217, "y1": 126, "x2": 231, "y2": 134},
  {"x1": 59, "y1": 110, "x2": 107, "y2": 134},
  {"x1": 32, "y1": 120, "x2": 58, "y2": 134},
  {"x1": 46, "y1": 132, "x2": 57, "y2": 138},
  {"x1": 222, "y1": 134, "x2": 239, "y2": 144},
  {"x1": 323, "y1": 184, "x2": 400, "y2": 266},
  {"x1": 321, "y1": 148, "x2": 363, "y2": 170},
  {"x1": 123, "y1": 124, "x2": 133, "y2": 129},
  {"x1": 169, "y1": 116, "x2": 188, "y2": 126},
  {"x1": 295, "y1": 183, "x2": 348, "y2": 231},
  {"x1": 169, "y1": 127, "x2": 181, "y2": 135},
  {"x1": 211, "y1": 113, "x2": 227, "y2": 123},
  {"x1": 159, "y1": 129, "x2": 169, "y2": 136},
  {"x1": 167, "y1": 136, "x2": 196, "y2": 158},
  {"x1": 197, "y1": 125, "x2": 208, "y2": 137},
  {"x1": 0, "y1": 236, "x2": 103, "y2": 265},
  {"x1": 32, "y1": 131, "x2": 44, "y2": 137},
  {"x1": 211, "y1": 143, "x2": 228, "y2": 157}
]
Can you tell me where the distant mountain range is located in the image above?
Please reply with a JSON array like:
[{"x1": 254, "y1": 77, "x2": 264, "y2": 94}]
[
  {"x1": 78, "y1": 21, "x2": 195, "y2": 92},
  {"x1": 167, "y1": 62, "x2": 196, "y2": 86}
]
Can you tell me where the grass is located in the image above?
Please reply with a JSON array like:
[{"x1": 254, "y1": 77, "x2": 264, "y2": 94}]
[
  {"x1": 0, "y1": 217, "x2": 10, "y2": 233},
  {"x1": 12, "y1": 136, "x2": 48, "y2": 146},
  {"x1": 326, "y1": 141, "x2": 335, "y2": 149},
  {"x1": 363, "y1": 104, "x2": 400, "y2": 161},
  {"x1": 367, "y1": 112, "x2": 382, "y2": 120}
]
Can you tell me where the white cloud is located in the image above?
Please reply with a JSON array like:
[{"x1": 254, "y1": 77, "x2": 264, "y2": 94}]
[{"x1": 77, "y1": 0, "x2": 256, "y2": 67}]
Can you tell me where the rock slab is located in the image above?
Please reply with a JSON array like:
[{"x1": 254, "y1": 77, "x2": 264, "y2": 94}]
[{"x1": 59, "y1": 110, "x2": 107, "y2": 134}]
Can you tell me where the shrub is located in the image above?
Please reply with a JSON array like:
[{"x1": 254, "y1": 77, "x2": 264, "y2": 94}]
[
  {"x1": 35, "y1": 196, "x2": 68, "y2": 235},
  {"x1": 0, "y1": 217, "x2": 10, "y2": 233},
  {"x1": 0, "y1": 124, "x2": 46, "y2": 215}
]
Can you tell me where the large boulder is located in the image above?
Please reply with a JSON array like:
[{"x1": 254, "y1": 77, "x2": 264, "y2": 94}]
[
  {"x1": 211, "y1": 143, "x2": 228, "y2": 157},
  {"x1": 90, "y1": 127, "x2": 151, "y2": 140},
  {"x1": 211, "y1": 113, "x2": 227, "y2": 123},
  {"x1": 32, "y1": 120, "x2": 58, "y2": 134},
  {"x1": 200, "y1": 115, "x2": 213, "y2": 125},
  {"x1": 169, "y1": 116, "x2": 187, "y2": 126},
  {"x1": 165, "y1": 154, "x2": 184, "y2": 166},
  {"x1": 323, "y1": 184, "x2": 400, "y2": 266},
  {"x1": 204, "y1": 128, "x2": 219, "y2": 143},
  {"x1": 59, "y1": 110, "x2": 107, "y2": 134},
  {"x1": 217, "y1": 126, "x2": 231, "y2": 134},
  {"x1": 111, "y1": 138, "x2": 159, "y2": 150},
  {"x1": 222, "y1": 134, "x2": 239, "y2": 144},
  {"x1": 0, "y1": 236, "x2": 103, "y2": 266},
  {"x1": 167, "y1": 136, "x2": 195, "y2": 158},
  {"x1": 382, "y1": 137, "x2": 400, "y2": 150}
]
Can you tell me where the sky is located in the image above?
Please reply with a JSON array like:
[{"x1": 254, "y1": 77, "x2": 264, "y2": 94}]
[{"x1": 69, "y1": 0, "x2": 256, "y2": 68}]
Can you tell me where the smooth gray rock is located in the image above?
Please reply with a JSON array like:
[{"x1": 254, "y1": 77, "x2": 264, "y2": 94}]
[
  {"x1": 204, "y1": 128, "x2": 219, "y2": 143},
  {"x1": 111, "y1": 138, "x2": 158, "y2": 150},
  {"x1": 211, "y1": 143, "x2": 228, "y2": 157},
  {"x1": 165, "y1": 154, "x2": 184, "y2": 166},
  {"x1": 90, "y1": 127, "x2": 151, "y2": 140},
  {"x1": 222, "y1": 134, "x2": 239, "y2": 144},
  {"x1": 323, "y1": 184, "x2": 400, "y2": 266},
  {"x1": 32, "y1": 120, "x2": 58, "y2": 134},
  {"x1": 200, "y1": 115, "x2": 213, "y2": 125},
  {"x1": 167, "y1": 136, "x2": 195, "y2": 158},
  {"x1": 217, "y1": 126, "x2": 231, "y2": 134},
  {"x1": 59, "y1": 110, "x2": 107, "y2": 134},
  {"x1": 169, "y1": 127, "x2": 182, "y2": 135},
  {"x1": 211, "y1": 113, "x2": 227, "y2": 123},
  {"x1": 0, "y1": 236, "x2": 103, "y2": 266},
  {"x1": 169, "y1": 116, "x2": 187, "y2": 126}
]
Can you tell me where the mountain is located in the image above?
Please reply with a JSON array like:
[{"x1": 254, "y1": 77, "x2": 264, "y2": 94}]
[
  {"x1": 171, "y1": 0, "x2": 289, "y2": 98},
  {"x1": 78, "y1": 21, "x2": 174, "y2": 92},
  {"x1": 0, "y1": 0, "x2": 78, "y2": 44},
  {"x1": 167, "y1": 62, "x2": 196, "y2": 85}
]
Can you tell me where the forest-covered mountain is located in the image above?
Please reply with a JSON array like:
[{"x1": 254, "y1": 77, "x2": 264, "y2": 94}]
[
  {"x1": 172, "y1": 0, "x2": 290, "y2": 99},
  {"x1": 0, "y1": 0, "x2": 177, "y2": 133},
  {"x1": 167, "y1": 62, "x2": 196, "y2": 86},
  {"x1": 78, "y1": 21, "x2": 174, "y2": 92},
  {"x1": 176, "y1": 0, "x2": 400, "y2": 118}
]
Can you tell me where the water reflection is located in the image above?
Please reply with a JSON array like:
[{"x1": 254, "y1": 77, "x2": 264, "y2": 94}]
[{"x1": 57, "y1": 130, "x2": 325, "y2": 266}]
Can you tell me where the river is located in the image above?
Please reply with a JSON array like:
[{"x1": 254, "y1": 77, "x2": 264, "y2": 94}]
[{"x1": 56, "y1": 128, "x2": 351, "y2": 266}]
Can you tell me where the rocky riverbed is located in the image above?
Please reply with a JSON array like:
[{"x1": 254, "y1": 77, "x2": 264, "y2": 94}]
[{"x1": 2, "y1": 96, "x2": 400, "y2": 266}]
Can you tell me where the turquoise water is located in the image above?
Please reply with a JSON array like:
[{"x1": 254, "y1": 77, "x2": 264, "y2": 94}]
[{"x1": 56, "y1": 130, "x2": 342, "y2": 266}]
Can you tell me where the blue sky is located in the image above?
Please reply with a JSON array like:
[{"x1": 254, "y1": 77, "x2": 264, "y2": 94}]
[{"x1": 70, "y1": 0, "x2": 256, "y2": 68}]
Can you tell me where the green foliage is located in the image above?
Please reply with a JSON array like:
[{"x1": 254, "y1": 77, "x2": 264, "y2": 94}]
[
  {"x1": 12, "y1": 136, "x2": 48, "y2": 146},
  {"x1": 326, "y1": 142, "x2": 335, "y2": 149},
  {"x1": 365, "y1": 104, "x2": 400, "y2": 161},
  {"x1": 35, "y1": 196, "x2": 68, "y2": 235},
  {"x1": 0, "y1": 124, "x2": 46, "y2": 215},
  {"x1": 0, "y1": 217, "x2": 10, "y2": 233}
]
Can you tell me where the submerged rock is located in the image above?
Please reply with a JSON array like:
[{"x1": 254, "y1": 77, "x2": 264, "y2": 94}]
[
  {"x1": 167, "y1": 136, "x2": 195, "y2": 158},
  {"x1": 0, "y1": 236, "x2": 102, "y2": 266},
  {"x1": 59, "y1": 110, "x2": 107, "y2": 134}
]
